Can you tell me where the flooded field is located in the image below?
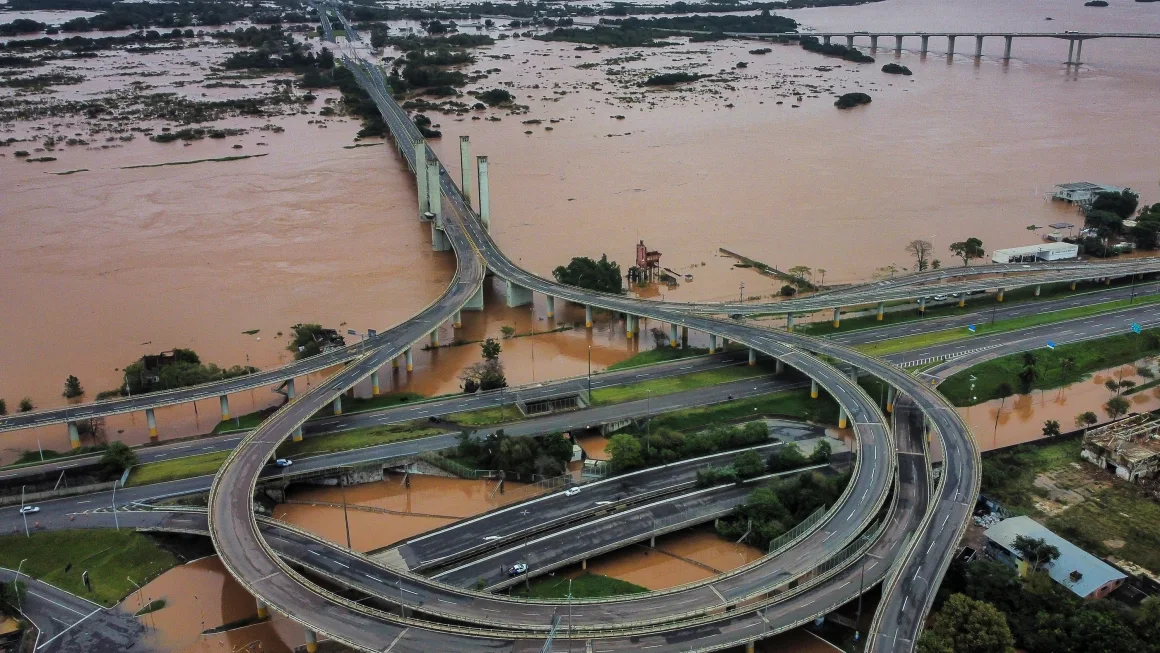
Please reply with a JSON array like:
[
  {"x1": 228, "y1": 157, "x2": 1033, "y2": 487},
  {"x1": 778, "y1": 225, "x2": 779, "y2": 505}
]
[
  {"x1": 576, "y1": 529, "x2": 764, "y2": 590},
  {"x1": 962, "y1": 359, "x2": 1160, "y2": 452},
  {"x1": 274, "y1": 473, "x2": 547, "y2": 552}
]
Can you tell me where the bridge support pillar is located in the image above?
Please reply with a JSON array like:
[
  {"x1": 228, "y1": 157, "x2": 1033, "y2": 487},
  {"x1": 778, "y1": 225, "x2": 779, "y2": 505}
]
[
  {"x1": 293, "y1": 425, "x2": 303, "y2": 442},
  {"x1": 465, "y1": 285, "x2": 484, "y2": 311},
  {"x1": 997, "y1": 287, "x2": 1005, "y2": 302},
  {"x1": 430, "y1": 329, "x2": 440, "y2": 348},
  {"x1": 1004, "y1": 35, "x2": 1013, "y2": 60},
  {"x1": 974, "y1": 34, "x2": 984, "y2": 58},
  {"x1": 1069, "y1": 281, "x2": 1077, "y2": 291},
  {"x1": 581, "y1": 559, "x2": 587, "y2": 570},
  {"x1": 838, "y1": 406, "x2": 848, "y2": 429},
  {"x1": 332, "y1": 395, "x2": 342, "y2": 416},
  {"x1": 1104, "y1": 276, "x2": 1111, "y2": 285},
  {"x1": 670, "y1": 324, "x2": 679, "y2": 348},
  {"x1": 786, "y1": 313, "x2": 794, "y2": 332},
  {"x1": 958, "y1": 295, "x2": 965, "y2": 308},
  {"x1": 146, "y1": 407, "x2": 158, "y2": 441},
  {"x1": 887, "y1": 386, "x2": 896, "y2": 413},
  {"x1": 947, "y1": 35, "x2": 956, "y2": 56},
  {"x1": 895, "y1": 34, "x2": 903, "y2": 54},
  {"x1": 477, "y1": 155, "x2": 491, "y2": 231},
  {"x1": 414, "y1": 139, "x2": 428, "y2": 217},
  {"x1": 286, "y1": 378, "x2": 296, "y2": 399},
  {"x1": 870, "y1": 35, "x2": 878, "y2": 51},
  {"x1": 430, "y1": 222, "x2": 451, "y2": 251},
  {"x1": 709, "y1": 334, "x2": 717, "y2": 354},
  {"x1": 406, "y1": 347, "x2": 414, "y2": 372},
  {"x1": 811, "y1": 378, "x2": 819, "y2": 399},
  {"x1": 256, "y1": 597, "x2": 269, "y2": 620},
  {"x1": 722, "y1": 338, "x2": 730, "y2": 348},
  {"x1": 846, "y1": 35, "x2": 854, "y2": 48},
  {"x1": 585, "y1": 305, "x2": 593, "y2": 328},
  {"x1": 1034, "y1": 284, "x2": 1041, "y2": 297},
  {"x1": 371, "y1": 371, "x2": 381, "y2": 396},
  {"x1": 775, "y1": 358, "x2": 785, "y2": 375},
  {"x1": 877, "y1": 302, "x2": 885, "y2": 321},
  {"x1": 650, "y1": 535, "x2": 656, "y2": 548},
  {"x1": 453, "y1": 310, "x2": 462, "y2": 328},
  {"x1": 546, "y1": 295, "x2": 555, "y2": 318},
  {"x1": 918, "y1": 297, "x2": 926, "y2": 315},
  {"x1": 68, "y1": 421, "x2": 80, "y2": 449},
  {"x1": 626, "y1": 315, "x2": 635, "y2": 340},
  {"x1": 832, "y1": 307, "x2": 841, "y2": 328},
  {"x1": 219, "y1": 395, "x2": 230, "y2": 421},
  {"x1": 392, "y1": 355, "x2": 400, "y2": 369},
  {"x1": 749, "y1": 348, "x2": 757, "y2": 366},
  {"x1": 304, "y1": 629, "x2": 319, "y2": 653},
  {"x1": 823, "y1": 35, "x2": 831, "y2": 46},
  {"x1": 458, "y1": 135, "x2": 472, "y2": 205},
  {"x1": 1076, "y1": 38, "x2": 1084, "y2": 65},
  {"x1": 505, "y1": 280, "x2": 533, "y2": 307},
  {"x1": 745, "y1": 643, "x2": 755, "y2": 653},
  {"x1": 921, "y1": 35, "x2": 929, "y2": 54},
  {"x1": 1066, "y1": 38, "x2": 1076, "y2": 64}
]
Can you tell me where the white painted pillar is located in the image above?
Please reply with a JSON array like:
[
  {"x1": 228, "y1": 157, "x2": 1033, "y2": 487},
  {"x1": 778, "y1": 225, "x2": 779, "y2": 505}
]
[
  {"x1": 219, "y1": 395, "x2": 230, "y2": 421},
  {"x1": 332, "y1": 395, "x2": 342, "y2": 416},
  {"x1": 371, "y1": 370, "x2": 381, "y2": 396},
  {"x1": 1034, "y1": 285, "x2": 1041, "y2": 297},
  {"x1": 585, "y1": 305, "x2": 593, "y2": 328},
  {"x1": 546, "y1": 295, "x2": 555, "y2": 318},
  {"x1": 414, "y1": 139, "x2": 428, "y2": 217},
  {"x1": 476, "y1": 155, "x2": 490, "y2": 231},
  {"x1": 453, "y1": 310, "x2": 462, "y2": 328},
  {"x1": 458, "y1": 135, "x2": 472, "y2": 204},
  {"x1": 997, "y1": 287, "x2": 1005, "y2": 302},
  {"x1": 405, "y1": 347, "x2": 414, "y2": 372},
  {"x1": 838, "y1": 406, "x2": 848, "y2": 429},
  {"x1": 430, "y1": 329, "x2": 439, "y2": 348},
  {"x1": 811, "y1": 379, "x2": 819, "y2": 399},
  {"x1": 256, "y1": 597, "x2": 269, "y2": 620},
  {"x1": 305, "y1": 629, "x2": 319, "y2": 653},
  {"x1": 709, "y1": 334, "x2": 718, "y2": 354},
  {"x1": 832, "y1": 307, "x2": 841, "y2": 328},
  {"x1": 919, "y1": 297, "x2": 927, "y2": 314},
  {"x1": 748, "y1": 348, "x2": 757, "y2": 366},
  {"x1": 786, "y1": 314, "x2": 794, "y2": 332},
  {"x1": 286, "y1": 378, "x2": 296, "y2": 399},
  {"x1": 886, "y1": 386, "x2": 896, "y2": 413},
  {"x1": 146, "y1": 407, "x2": 158, "y2": 440},
  {"x1": 68, "y1": 421, "x2": 80, "y2": 449},
  {"x1": 1003, "y1": 35, "x2": 1013, "y2": 60},
  {"x1": 669, "y1": 324, "x2": 678, "y2": 348},
  {"x1": 877, "y1": 302, "x2": 885, "y2": 321},
  {"x1": 775, "y1": 359, "x2": 785, "y2": 375}
]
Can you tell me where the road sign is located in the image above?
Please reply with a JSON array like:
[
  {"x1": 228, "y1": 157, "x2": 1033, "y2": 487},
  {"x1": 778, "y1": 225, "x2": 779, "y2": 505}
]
[
  {"x1": 347, "y1": 329, "x2": 358, "y2": 336},
  {"x1": 1046, "y1": 341, "x2": 1057, "y2": 350},
  {"x1": 367, "y1": 329, "x2": 377, "y2": 338},
  {"x1": 967, "y1": 324, "x2": 977, "y2": 333},
  {"x1": 1132, "y1": 323, "x2": 1142, "y2": 334}
]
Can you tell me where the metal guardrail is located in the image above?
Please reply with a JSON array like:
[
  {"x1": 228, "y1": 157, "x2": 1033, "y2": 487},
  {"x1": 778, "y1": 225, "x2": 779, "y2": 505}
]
[{"x1": 767, "y1": 505, "x2": 826, "y2": 555}]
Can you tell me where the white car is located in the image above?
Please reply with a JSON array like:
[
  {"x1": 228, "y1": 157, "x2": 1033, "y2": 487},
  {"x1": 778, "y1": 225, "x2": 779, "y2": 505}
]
[
  {"x1": 274, "y1": 459, "x2": 293, "y2": 468},
  {"x1": 19, "y1": 506, "x2": 39, "y2": 515},
  {"x1": 508, "y1": 562, "x2": 528, "y2": 576},
  {"x1": 564, "y1": 487, "x2": 581, "y2": 497}
]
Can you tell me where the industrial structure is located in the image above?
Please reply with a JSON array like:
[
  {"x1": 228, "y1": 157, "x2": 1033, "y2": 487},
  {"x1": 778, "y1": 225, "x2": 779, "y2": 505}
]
[
  {"x1": 984, "y1": 516, "x2": 1127, "y2": 600},
  {"x1": 1082, "y1": 414, "x2": 1160, "y2": 482}
]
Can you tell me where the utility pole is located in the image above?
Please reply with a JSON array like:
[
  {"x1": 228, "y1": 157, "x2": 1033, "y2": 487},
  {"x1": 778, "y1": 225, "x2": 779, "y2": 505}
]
[
  {"x1": 587, "y1": 345, "x2": 592, "y2": 403},
  {"x1": 567, "y1": 578, "x2": 573, "y2": 653},
  {"x1": 112, "y1": 481, "x2": 120, "y2": 531},
  {"x1": 739, "y1": 282, "x2": 745, "y2": 304},
  {"x1": 341, "y1": 471, "x2": 352, "y2": 550},
  {"x1": 20, "y1": 486, "x2": 29, "y2": 538}
]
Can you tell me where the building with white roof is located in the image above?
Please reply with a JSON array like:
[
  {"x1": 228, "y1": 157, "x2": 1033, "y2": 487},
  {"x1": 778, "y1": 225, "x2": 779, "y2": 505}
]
[{"x1": 984, "y1": 516, "x2": 1127, "y2": 599}]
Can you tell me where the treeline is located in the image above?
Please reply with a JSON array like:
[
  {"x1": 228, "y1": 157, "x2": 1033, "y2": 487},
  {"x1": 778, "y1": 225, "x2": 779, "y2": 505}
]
[
  {"x1": 0, "y1": 30, "x2": 190, "y2": 54},
  {"x1": 536, "y1": 25, "x2": 676, "y2": 47},
  {"x1": 455, "y1": 430, "x2": 574, "y2": 477},
  {"x1": 609, "y1": 11, "x2": 798, "y2": 34},
  {"x1": 1083, "y1": 189, "x2": 1160, "y2": 252},
  {"x1": 553, "y1": 255, "x2": 623, "y2": 294},
  {"x1": 215, "y1": 25, "x2": 330, "y2": 71},
  {"x1": 7, "y1": 0, "x2": 304, "y2": 32},
  {"x1": 716, "y1": 467, "x2": 849, "y2": 549},
  {"x1": 800, "y1": 35, "x2": 875, "y2": 63},
  {"x1": 607, "y1": 421, "x2": 771, "y2": 472},
  {"x1": 119, "y1": 348, "x2": 257, "y2": 396}
]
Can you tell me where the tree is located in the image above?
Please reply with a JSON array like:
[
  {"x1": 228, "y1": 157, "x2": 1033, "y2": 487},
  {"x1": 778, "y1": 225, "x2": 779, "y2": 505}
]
[
  {"x1": 62, "y1": 375, "x2": 84, "y2": 399},
  {"x1": 606, "y1": 433, "x2": 643, "y2": 472},
  {"x1": 0, "y1": 399, "x2": 5, "y2": 416},
  {"x1": 1091, "y1": 188, "x2": 1139, "y2": 219},
  {"x1": 993, "y1": 382, "x2": 1014, "y2": 433},
  {"x1": 808, "y1": 440, "x2": 832, "y2": 464},
  {"x1": 767, "y1": 442, "x2": 806, "y2": 472},
  {"x1": 949, "y1": 237, "x2": 985, "y2": 266},
  {"x1": 787, "y1": 265, "x2": 811, "y2": 282},
  {"x1": 18, "y1": 397, "x2": 33, "y2": 412},
  {"x1": 1074, "y1": 411, "x2": 1099, "y2": 430},
  {"x1": 932, "y1": 259, "x2": 942, "y2": 269},
  {"x1": 1105, "y1": 378, "x2": 1122, "y2": 394},
  {"x1": 99, "y1": 441, "x2": 138, "y2": 478},
  {"x1": 500, "y1": 325, "x2": 516, "y2": 338},
  {"x1": 1060, "y1": 356, "x2": 1077, "y2": 380},
  {"x1": 779, "y1": 284, "x2": 796, "y2": 297},
  {"x1": 925, "y1": 594, "x2": 1015, "y2": 653},
  {"x1": 733, "y1": 450, "x2": 764, "y2": 479},
  {"x1": 1042, "y1": 420, "x2": 1061, "y2": 438},
  {"x1": 552, "y1": 255, "x2": 623, "y2": 293},
  {"x1": 1013, "y1": 535, "x2": 1060, "y2": 572},
  {"x1": 816, "y1": 268, "x2": 826, "y2": 287},
  {"x1": 480, "y1": 337, "x2": 501, "y2": 361},
  {"x1": 1017, "y1": 364, "x2": 1039, "y2": 393},
  {"x1": 905, "y1": 239, "x2": 933, "y2": 272},
  {"x1": 461, "y1": 358, "x2": 507, "y2": 392},
  {"x1": 1105, "y1": 395, "x2": 1130, "y2": 419}
]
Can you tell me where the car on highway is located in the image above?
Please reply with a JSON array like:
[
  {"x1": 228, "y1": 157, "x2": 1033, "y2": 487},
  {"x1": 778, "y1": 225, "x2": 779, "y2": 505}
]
[
  {"x1": 18, "y1": 506, "x2": 39, "y2": 515},
  {"x1": 932, "y1": 294, "x2": 948, "y2": 301},
  {"x1": 508, "y1": 562, "x2": 528, "y2": 576},
  {"x1": 273, "y1": 459, "x2": 293, "y2": 468},
  {"x1": 564, "y1": 487, "x2": 581, "y2": 497}
]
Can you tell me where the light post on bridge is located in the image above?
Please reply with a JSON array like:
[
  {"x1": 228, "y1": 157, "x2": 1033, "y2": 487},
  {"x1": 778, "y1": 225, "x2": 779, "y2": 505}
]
[{"x1": 19, "y1": 486, "x2": 28, "y2": 538}]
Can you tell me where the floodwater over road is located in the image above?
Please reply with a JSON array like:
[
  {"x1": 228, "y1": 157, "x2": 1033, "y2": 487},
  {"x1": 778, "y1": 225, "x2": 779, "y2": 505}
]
[
  {"x1": 961, "y1": 359, "x2": 1160, "y2": 452},
  {"x1": 574, "y1": 529, "x2": 764, "y2": 590}
]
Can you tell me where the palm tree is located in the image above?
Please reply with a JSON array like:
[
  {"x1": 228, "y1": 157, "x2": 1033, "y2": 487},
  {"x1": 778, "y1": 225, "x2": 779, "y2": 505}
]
[
  {"x1": 1060, "y1": 356, "x2": 1076, "y2": 381},
  {"x1": 816, "y1": 268, "x2": 827, "y2": 288}
]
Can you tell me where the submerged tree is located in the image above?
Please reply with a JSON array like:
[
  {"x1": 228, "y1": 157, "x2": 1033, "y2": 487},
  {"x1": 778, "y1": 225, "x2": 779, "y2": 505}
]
[
  {"x1": 949, "y1": 237, "x2": 985, "y2": 266},
  {"x1": 905, "y1": 239, "x2": 933, "y2": 272},
  {"x1": 62, "y1": 375, "x2": 84, "y2": 399}
]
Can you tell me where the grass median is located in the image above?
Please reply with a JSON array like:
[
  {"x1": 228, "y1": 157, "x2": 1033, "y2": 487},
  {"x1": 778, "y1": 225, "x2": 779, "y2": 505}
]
[
  {"x1": 649, "y1": 387, "x2": 839, "y2": 431},
  {"x1": 0, "y1": 530, "x2": 177, "y2": 606},
  {"x1": 512, "y1": 572, "x2": 647, "y2": 599},
  {"x1": 854, "y1": 294, "x2": 1160, "y2": 358}
]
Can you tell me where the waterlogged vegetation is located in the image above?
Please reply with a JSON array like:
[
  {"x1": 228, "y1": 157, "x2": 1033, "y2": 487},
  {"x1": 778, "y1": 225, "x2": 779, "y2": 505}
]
[
  {"x1": 717, "y1": 467, "x2": 848, "y2": 549},
  {"x1": 642, "y1": 72, "x2": 711, "y2": 86},
  {"x1": 514, "y1": 573, "x2": 647, "y2": 599},
  {"x1": 590, "y1": 364, "x2": 770, "y2": 405},
  {"x1": 834, "y1": 92, "x2": 872, "y2": 109},
  {"x1": 800, "y1": 36, "x2": 875, "y2": 63}
]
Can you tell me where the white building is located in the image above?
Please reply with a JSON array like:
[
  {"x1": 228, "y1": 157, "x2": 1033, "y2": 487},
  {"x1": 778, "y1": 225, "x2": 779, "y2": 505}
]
[
  {"x1": 1048, "y1": 182, "x2": 1123, "y2": 206},
  {"x1": 991, "y1": 242, "x2": 1079, "y2": 263}
]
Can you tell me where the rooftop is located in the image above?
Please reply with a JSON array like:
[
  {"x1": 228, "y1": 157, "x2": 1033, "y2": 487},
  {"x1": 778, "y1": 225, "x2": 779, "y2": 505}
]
[
  {"x1": 1085, "y1": 414, "x2": 1160, "y2": 466},
  {"x1": 985, "y1": 515, "x2": 1126, "y2": 597},
  {"x1": 991, "y1": 242, "x2": 1079, "y2": 255},
  {"x1": 1054, "y1": 181, "x2": 1121, "y2": 192}
]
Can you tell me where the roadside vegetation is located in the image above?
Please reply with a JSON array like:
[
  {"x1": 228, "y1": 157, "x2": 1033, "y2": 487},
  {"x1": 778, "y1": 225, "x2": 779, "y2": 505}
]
[
  {"x1": 513, "y1": 572, "x2": 647, "y2": 599},
  {"x1": 590, "y1": 363, "x2": 771, "y2": 405},
  {"x1": 605, "y1": 346, "x2": 710, "y2": 370},
  {"x1": 112, "y1": 348, "x2": 257, "y2": 397},
  {"x1": 716, "y1": 466, "x2": 847, "y2": 550},
  {"x1": 453, "y1": 430, "x2": 573, "y2": 477},
  {"x1": 553, "y1": 255, "x2": 624, "y2": 293},
  {"x1": 0, "y1": 530, "x2": 177, "y2": 606}
]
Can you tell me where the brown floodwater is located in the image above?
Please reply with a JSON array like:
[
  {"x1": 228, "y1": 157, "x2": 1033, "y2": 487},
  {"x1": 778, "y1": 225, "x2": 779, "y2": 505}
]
[
  {"x1": 4, "y1": 0, "x2": 1160, "y2": 466},
  {"x1": 117, "y1": 555, "x2": 301, "y2": 653},
  {"x1": 579, "y1": 529, "x2": 764, "y2": 590},
  {"x1": 274, "y1": 474, "x2": 547, "y2": 552},
  {"x1": 961, "y1": 359, "x2": 1160, "y2": 453}
]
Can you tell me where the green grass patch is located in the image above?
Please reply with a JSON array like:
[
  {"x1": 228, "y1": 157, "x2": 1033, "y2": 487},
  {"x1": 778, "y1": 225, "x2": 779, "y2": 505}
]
[
  {"x1": 605, "y1": 347, "x2": 709, "y2": 371},
  {"x1": 511, "y1": 572, "x2": 647, "y2": 599},
  {"x1": 590, "y1": 364, "x2": 771, "y2": 406},
  {"x1": 649, "y1": 387, "x2": 839, "y2": 431},
  {"x1": 213, "y1": 407, "x2": 276, "y2": 433},
  {"x1": 980, "y1": 437, "x2": 1083, "y2": 512},
  {"x1": 446, "y1": 404, "x2": 521, "y2": 427},
  {"x1": 3, "y1": 445, "x2": 107, "y2": 469},
  {"x1": 1126, "y1": 377, "x2": 1160, "y2": 396},
  {"x1": 941, "y1": 328, "x2": 1160, "y2": 406},
  {"x1": 854, "y1": 294, "x2": 1160, "y2": 357},
  {"x1": 126, "y1": 450, "x2": 229, "y2": 487},
  {"x1": 280, "y1": 423, "x2": 445, "y2": 458},
  {"x1": 325, "y1": 392, "x2": 425, "y2": 415},
  {"x1": 0, "y1": 530, "x2": 177, "y2": 606}
]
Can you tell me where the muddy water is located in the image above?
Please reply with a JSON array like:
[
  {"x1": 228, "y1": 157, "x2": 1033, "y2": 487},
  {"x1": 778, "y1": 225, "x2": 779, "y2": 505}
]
[
  {"x1": 576, "y1": 434, "x2": 612, "y2": 461},
  {"x1": 118, "y1": 555, "x2": 301, "y2": 653},
  {"x1": 274, "y1": 474, "x2": 546, "y2": 551},
  {"x1": 961, "y1": 359, "x2": 1160, "y2": 452},
  {"x1": 579, "y1": 530, "x2": 764, "y2": 590}
]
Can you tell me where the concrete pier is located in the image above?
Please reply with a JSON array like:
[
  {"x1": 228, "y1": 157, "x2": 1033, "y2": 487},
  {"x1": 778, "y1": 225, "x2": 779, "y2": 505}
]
[
  {"x1": 430, "y1": 329, "x2": 439, "y2": 348},
  {"x1": 1067, "y1": 39, "x2": 1075, "y2": 64},
  {"x1": 371, "y1": 371, "x2": 380, "y2": 396},
  {"x1": 877, "y1": 302, "x2": 885, "y2": 321},
  {"x1": 68, "y1": 421, "x2": 80, "y2": 449},
  {"x1": 918, "y1": 297, "x2": 926, "y2": 315},
  {"x1": 453, "y1": 310, "x2": 462, "y2": 328},
  {"x1": 392, "y1": 355, "x2": 400, "y2": 369},
  {"x1": 832, "y1": 307, "x2": 841, "y2": 328},
  {"x1": 895, "y1": 34, "x2": 903, "y2": 54},
  {"x1": 626, "y1": 315, "x2": 635, "y2": 340},
  {"x1": 1034, "y1": 285, "x2": 1041, "y2": 297},
  {"x1": 846, "y1": 35, "x2": 854, "y2": 48},
  {"x1": 256, "y1": 598, "x2": 269, "y2": 620},
  {"x1": 219, "y1": 395, "x2": 230, "y2": 421},
  {"x1": 870, "y1": 35, "x2": 878, "y2": 51},
  {"x1": 775, "y1": 359, "x2": 784, "y2": 375},
  {"x1": 947, "y1": 34, "x2": 956, "y2": 56},
  {"x1": 286, "y1": 379, "x2": 296, "y2": 399},
  {"x1": 405, "y1": 347, "x2": 414, "y2": 372},
  {"x1": 1075, "y1": 39, "x2": 1084, "y2": 64},
  {"x1": 669, "y1": 324, "x2": 678, "y2": 348},
  {"x1": 974, "y1": 34, "x2": 984, "y2": 58},
  {"x1": 458, "y1": 135, "x2": 472, "y2": 204},
  {"x1": 464, "y1": 285, "x2": 484, "y2": 311},
  {"x1": 305, "y1": 629, "x2": 319, "y2": 653},
  {"x1": 585, "y1": 305, "x2": 593, "y2": 328},
  {"x1": 958, "y1": 295, "x2": 966, "y2": 308},
  {"x1": 710, "y1": 334, "x2": 718, "y2": 354},
  {"x1": 786, "y1": 313, "x2": 794, "y2": 332},
  {"x1": 921, "y1": 35, "x2": 929, "y2": 54},
  {"x1": 332, "y1": 395, "x2": 342, "y2": 416},
  {"x1": 745, "y1": 643, "x2": 755, "y2": 653},
  {"x1": 997, "y1": 287, "x2": 1005, "y2": 302},
  {"x1": 823, "y1": 35, "x2": 831, "y2": 45},
  {"x1": 811, "y1": 378, "x2": 819, "y2": 399},
  {"x1": 886, "y1": 386, "x2": 896, "y2": 413},
  {"x1": 427, "y1": 160, "x2": 450, "y2": 252},
  {"x1": 546, "y1": 295, "x2": 555, "y2": 318},
  {"x1": 476, "y1": 155, "x2": 491, "y2": 231},
  {"x1": 505, "y1": 280, "x2": 533, "y2": 307},
  {"x1": 146, "y1": 407, "x2": 158, "y2": 440},
  {"x1": 1004, "y1": 35, "x2": 1013, "y2": 60},
  {"x1": 838, "y1": 406, "x2": 848, "y2": 429},
  {"x1": 414, "y1": 140, "x2": 428, "y2": 217},
  {"x1": 748, "y1": 348, "x2": 757, "y2": 366},
  {"x1": 1070, "y1": 281, "x2": 1077, "y2": 291}
]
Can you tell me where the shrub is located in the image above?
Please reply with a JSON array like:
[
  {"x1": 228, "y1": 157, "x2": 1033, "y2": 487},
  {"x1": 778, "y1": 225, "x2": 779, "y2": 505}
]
[{"x1": 834, "y1": 92, "x2": 872, "y2": 109}]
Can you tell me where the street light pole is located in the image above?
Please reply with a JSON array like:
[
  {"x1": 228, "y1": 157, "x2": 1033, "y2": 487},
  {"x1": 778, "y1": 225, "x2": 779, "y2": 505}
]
[
  {"x1": 587, "y1": 345, "x2": 592, "y2": 403},
  {"x1": 567, "y1": 578, "x2": 573, "y2": 653},
  {"x1": 645, "y1": 390, "x2": 652, "y2": 458},
  {"x1": 112, "y1": 481, "x2": 120, "y2": 531},
  {"x1": 20, "y1": 486, "x2": 28, "y2": 538},
  {"x1": 341, "y1": 472, "x2": 352, "y2": 550},
  {"x1": 14, "y1": 558, "x2": 27, "y2": 612}
]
